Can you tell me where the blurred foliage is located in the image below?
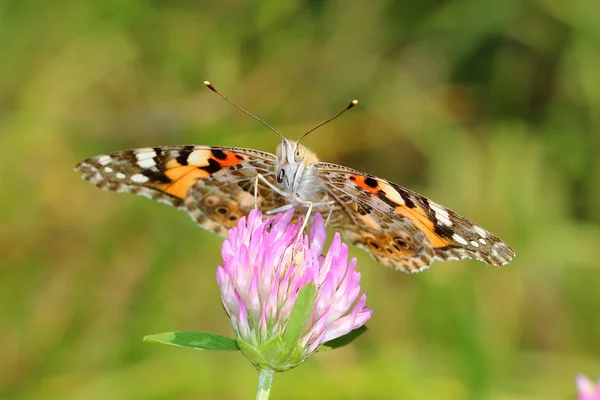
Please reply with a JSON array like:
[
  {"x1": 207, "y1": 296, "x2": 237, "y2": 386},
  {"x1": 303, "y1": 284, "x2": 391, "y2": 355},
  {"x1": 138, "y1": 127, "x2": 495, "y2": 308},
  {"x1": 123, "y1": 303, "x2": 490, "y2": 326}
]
[{"x1": 1, "y1": 0, "x2": 599, "y2": 399}]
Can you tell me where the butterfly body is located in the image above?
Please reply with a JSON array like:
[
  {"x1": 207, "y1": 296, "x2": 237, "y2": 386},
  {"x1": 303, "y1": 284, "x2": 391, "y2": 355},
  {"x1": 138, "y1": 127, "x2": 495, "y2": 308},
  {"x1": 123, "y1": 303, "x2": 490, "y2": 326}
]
[
  {"x1": 76, "y1": 137, "x2": 515, "y2": 272},
  {"x1": 273, "y1": 139, "x2": 326, "y2": 208}
]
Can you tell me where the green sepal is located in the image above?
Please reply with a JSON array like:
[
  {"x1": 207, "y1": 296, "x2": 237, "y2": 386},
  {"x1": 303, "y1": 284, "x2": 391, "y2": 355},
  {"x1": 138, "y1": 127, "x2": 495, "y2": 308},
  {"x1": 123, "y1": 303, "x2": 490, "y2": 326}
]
[
  {"x1": 143, "y1": 331, "x2": 239, "y2": 351},
  {"x1": 283, "y1": 283, "x2": 316, "y2": 348},
  {"x1": 237, "y1": 336, "x2": 305, "y2": 372},
  {"x1": 318, "y1": 325, "x2": 368, "y2": 351}
]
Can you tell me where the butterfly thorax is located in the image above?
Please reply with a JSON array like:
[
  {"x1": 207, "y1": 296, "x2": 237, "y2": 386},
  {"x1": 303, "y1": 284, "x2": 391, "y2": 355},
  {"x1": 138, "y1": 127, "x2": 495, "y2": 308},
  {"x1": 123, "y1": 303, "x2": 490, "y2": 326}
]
[{"x1": 275, "y1": 139, "x2": 327, "y2": 205}]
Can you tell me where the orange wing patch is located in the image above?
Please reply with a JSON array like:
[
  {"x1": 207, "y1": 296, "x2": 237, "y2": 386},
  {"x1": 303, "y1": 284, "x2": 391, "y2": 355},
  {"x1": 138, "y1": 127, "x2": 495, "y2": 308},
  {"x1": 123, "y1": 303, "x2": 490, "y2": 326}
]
[
  {"x1": 157, "y1": 167, "x2": 210, "y2": 199},
  {"x1": 163, "y1": 164, "x2": 208, "y2": 181},
  {"x1": 348, "y1": 174, "x2": 380, "y2": 193},
  {"x1": 157, "y1": 149, "x2": 246, "y2": 200},
  {"x1": 348, "y1": 174, "x2": 450, "y2": 249},
  {"x1": 392, "y1": 204, "x2": 449, "y2": 248}
]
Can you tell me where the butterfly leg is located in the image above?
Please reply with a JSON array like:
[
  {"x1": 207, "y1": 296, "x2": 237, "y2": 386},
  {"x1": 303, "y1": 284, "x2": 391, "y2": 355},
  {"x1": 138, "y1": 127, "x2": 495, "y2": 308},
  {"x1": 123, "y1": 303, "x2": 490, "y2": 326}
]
[
  {"x1": 266, "y1": 204, "x2": 295, "y2": 214},
  {"x1": 255, "y1": 173, "x2": 290, "y2": 210},
  {"x1": 253, "y1": 174, "x2": 262, "y2": 209},
  {"x1": 289, "y1": 200, "x2": 314, "y2": 246},
  {"x1": 292, "y1": 199, "x2": 334, "y2": 243},
  {"x1": 265, "y1": 198, "x2": 333, "y2": 217},
  {"x1": 294, "y1": 198, "x2": 335, "y2": 245},
  {"x1": 299, "y1": 201, "x2": 313, "y2": 236},
  {"x1": 254, "y1": 174, "x2": 258, "y2": 209},
  {"x1": 323, "y1": 203, "x2": 335, "y2": 227}
]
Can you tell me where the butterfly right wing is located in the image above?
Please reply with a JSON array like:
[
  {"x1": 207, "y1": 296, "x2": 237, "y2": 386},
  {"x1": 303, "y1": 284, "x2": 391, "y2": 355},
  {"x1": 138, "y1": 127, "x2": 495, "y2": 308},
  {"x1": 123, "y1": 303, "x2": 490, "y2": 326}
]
[
  {"x1": 75, "y1": 145, "x2": 289, "y2": 236},
  {"x1": 313, "y1": 162, "x2": 514, "y2": 272}
]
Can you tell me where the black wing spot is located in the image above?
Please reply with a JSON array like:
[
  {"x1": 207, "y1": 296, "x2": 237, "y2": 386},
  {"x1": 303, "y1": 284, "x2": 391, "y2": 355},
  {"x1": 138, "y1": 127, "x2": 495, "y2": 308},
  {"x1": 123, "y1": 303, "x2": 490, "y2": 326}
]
[
  {"x1": 211, "y1": 149, "x2": 227, "y2": 160},
  {"x1": 199, "y1": 158, "x2": 222, "y2": 174},
  {"x1": 394, "y1": 237, "x2": 408, "y2": 249},
  {"x1": 215, "y1": 206, "x2": 229, "y2": 215},
  {"x1": 434, "y1": 223, "x2": 455, "y2": 239},
  {"x1": 377, "y1": 189, "x2": 400, "y2": 208},
  {"x1": 367, "y1": 239, "x2": 380, "y2": 250},
  {"x1": 152, "y1": 147, "x2": 164, "y2": 158},
  {"x1": 402, "y1": 194, "x2": 416, "y2": 208},
  {"x1": 175, "y1": 146, "x2": 195, "y2": 166},
  {"x1": 142, "y1": 170, "x2": 171, "y2": 184},
  {"x1": 390, "y1": 183, "x2": 417, "y2": 208},
  {"x1": 364, "y1": 177, "x2": 378, "y2": 188}
]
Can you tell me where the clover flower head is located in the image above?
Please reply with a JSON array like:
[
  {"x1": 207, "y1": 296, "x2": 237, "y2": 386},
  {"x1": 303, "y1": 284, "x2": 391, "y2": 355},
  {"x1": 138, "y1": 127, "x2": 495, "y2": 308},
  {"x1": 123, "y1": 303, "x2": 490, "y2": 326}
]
[{"x1": 216, "y1": 208, "x2": 372, "y2": 371}]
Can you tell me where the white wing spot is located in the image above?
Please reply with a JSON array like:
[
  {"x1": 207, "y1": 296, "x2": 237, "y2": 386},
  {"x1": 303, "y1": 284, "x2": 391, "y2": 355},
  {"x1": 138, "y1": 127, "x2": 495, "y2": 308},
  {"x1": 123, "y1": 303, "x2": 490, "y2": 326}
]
[
  {"x1": 104, "y1": 167, "x2": 113, "y2": 173},
  {"x1": 131, "y1": 173, "x2": 149, "y2": 183},
  {"x1": 479, "y1": 238, "x2": 487, "y2": 245},
  {"x1": 187, "y1": 149, "x2": 212, "y2": 166},
  {"x1": 97, "y1": 155, "x2": 112, "y2": 166},
  {"x1": 473, "y1": 226, "x2": 488, "y2": 238},
  {"x1": 470, "y1": 240, "x2": 480, "y2": 247},
  {"x1": 452, "y1": 234, "x2": 468, "y2": 245},
  {"x1": 430, "y1": 202, "x2": 452, "y2": 226},
  {"x1": 135, "y1": 148, "x2": 157, "y2": 160},
  {"x1": 137, "y1": 158, "x2": 156, "y2": 169},
  {"x1": 116, "y1": 172, "x2": 126, "y2": 180}
]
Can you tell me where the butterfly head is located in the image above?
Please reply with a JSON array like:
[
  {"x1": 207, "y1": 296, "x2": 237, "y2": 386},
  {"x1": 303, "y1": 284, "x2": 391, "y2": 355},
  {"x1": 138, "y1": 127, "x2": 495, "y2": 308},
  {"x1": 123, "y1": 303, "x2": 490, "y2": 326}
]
[
  {"x1": 273, "y1": 100, "x2": 357, "y2": 190},
  {"x1": 275, "y1": 138, "x2": 319, "y2": 189}
]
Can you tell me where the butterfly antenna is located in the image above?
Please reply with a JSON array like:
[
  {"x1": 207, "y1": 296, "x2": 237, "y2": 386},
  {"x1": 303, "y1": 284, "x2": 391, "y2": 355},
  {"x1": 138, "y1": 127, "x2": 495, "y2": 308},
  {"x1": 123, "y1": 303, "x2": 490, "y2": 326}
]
[
  {"x1": 204, "y1": 81, "x2": 285, "y2": 140},
  {"x1": 296, "y1": 100, "x2": 358, "y2": 144}
]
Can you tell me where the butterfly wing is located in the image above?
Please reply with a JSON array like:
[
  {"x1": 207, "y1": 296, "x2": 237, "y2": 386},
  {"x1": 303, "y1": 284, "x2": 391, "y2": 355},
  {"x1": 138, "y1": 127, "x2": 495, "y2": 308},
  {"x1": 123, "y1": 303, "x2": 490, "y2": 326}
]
[
  {"x1": 314, "y1": 162, "x2": 515, "y2": 273},
  {"x1": 75, "y1": 146, "x2": 287, "y2": 236},
  {"x1": 76, "y1": 145, "x2": 515, "y2": 272}
]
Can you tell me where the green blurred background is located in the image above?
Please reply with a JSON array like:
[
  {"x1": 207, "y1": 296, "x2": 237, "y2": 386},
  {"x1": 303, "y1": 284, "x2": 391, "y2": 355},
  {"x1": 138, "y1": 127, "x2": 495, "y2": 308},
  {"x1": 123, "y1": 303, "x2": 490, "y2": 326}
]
[{"x1": 1, "y1": 0, "x2": 599, "y2": 399}]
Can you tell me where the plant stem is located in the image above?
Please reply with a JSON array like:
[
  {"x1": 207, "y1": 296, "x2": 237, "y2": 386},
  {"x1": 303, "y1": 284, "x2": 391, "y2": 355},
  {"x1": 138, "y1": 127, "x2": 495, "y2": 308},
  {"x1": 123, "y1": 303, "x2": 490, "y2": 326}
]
[{"x1": 256, "y1": 368, "x2": 275, "y2": 400}]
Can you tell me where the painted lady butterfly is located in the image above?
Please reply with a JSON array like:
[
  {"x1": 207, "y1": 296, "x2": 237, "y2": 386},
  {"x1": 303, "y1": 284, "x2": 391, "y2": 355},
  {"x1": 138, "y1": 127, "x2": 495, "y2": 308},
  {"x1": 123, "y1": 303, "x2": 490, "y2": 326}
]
[{"x1": 75, "y1": 82, "x2": 514, "y2": 273}]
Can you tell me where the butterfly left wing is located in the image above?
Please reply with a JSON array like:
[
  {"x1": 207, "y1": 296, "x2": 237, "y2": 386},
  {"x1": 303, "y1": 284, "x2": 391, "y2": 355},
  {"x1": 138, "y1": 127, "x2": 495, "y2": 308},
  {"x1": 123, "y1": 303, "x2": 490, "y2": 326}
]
[
  {"x1": 314, "y1": 162, "x2": 515, "y2": 273},
  {"x1": 75, "y1": 145, "x2": 288, "y2": 236}
]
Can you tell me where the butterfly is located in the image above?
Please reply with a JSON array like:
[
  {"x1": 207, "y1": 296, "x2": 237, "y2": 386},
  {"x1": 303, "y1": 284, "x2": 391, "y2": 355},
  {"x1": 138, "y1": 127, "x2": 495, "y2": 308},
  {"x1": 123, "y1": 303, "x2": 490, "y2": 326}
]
[{"x1": 75, "y1": 83, "x2": 515, "y2": 273}]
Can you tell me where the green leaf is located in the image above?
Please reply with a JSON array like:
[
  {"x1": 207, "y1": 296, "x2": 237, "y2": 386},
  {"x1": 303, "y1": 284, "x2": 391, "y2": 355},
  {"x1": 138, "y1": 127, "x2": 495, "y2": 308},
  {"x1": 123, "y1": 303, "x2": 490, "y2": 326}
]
[
  {"x1": 318, "y1": 326, "x2": 368, "y2": 351},
  {"x1": 283, "y1": 283, "x2": 317, "y2": 348},
  {"x1": 143, "y1": 331, "x2": 239, "y2": 351}
]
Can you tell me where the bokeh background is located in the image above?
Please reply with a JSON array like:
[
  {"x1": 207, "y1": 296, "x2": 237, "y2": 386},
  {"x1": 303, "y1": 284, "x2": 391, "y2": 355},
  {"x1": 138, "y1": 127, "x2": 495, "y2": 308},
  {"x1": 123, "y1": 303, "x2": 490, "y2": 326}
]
[{"x1": 1, "y1": 1, "x2": 599, "y2": 399}]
